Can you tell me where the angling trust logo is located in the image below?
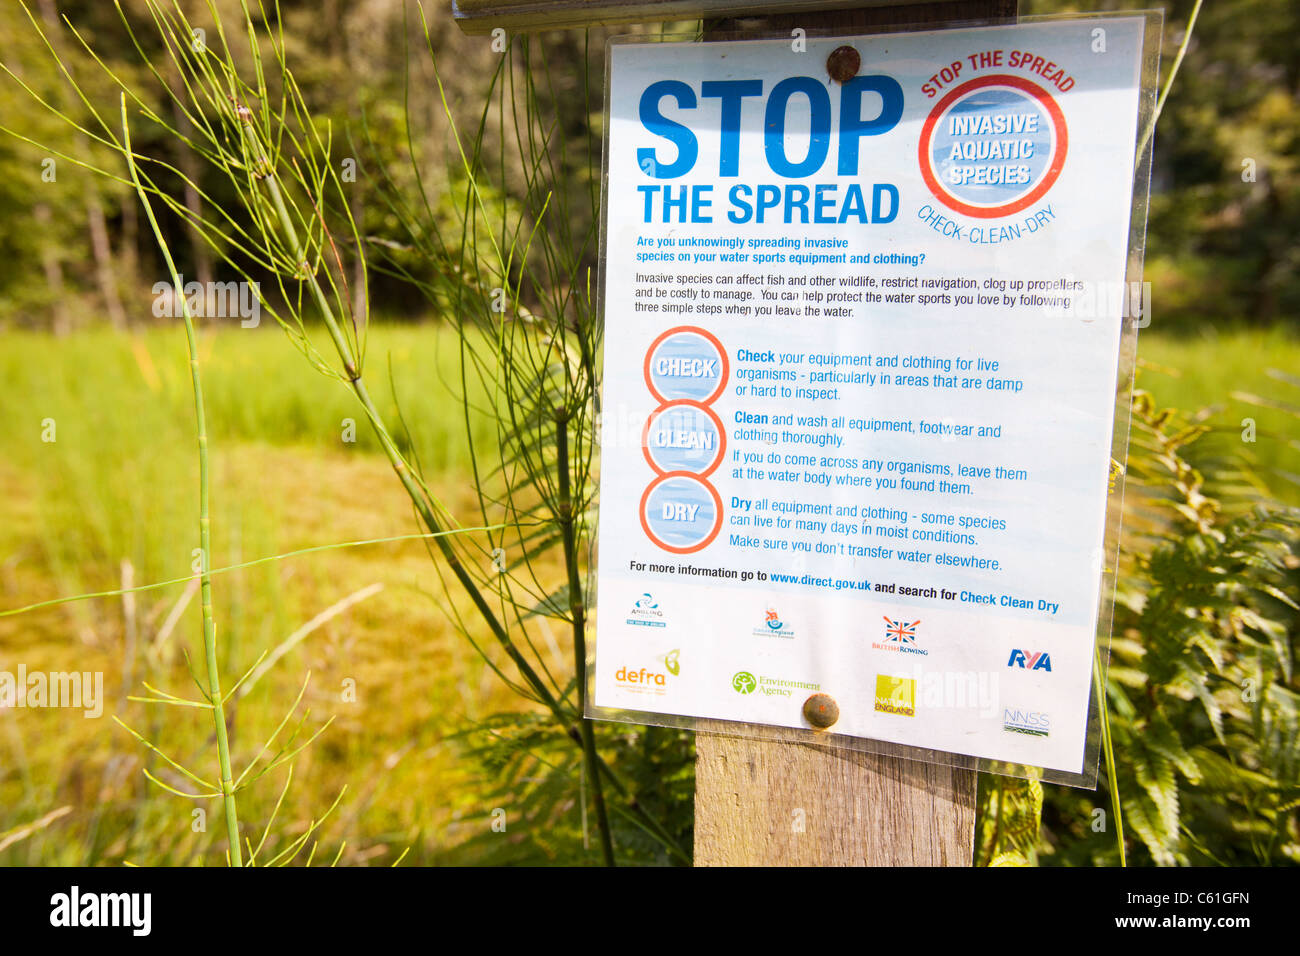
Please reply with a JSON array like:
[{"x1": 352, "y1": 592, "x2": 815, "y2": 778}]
[
  {"x1": 626, "y1": 592, "x2": 666, "y2": 628},
  {"x1": 50, "y1": 886, "x2": 151, "y2": 936},
  {"x1": 0, "y1": 666, "x2": 103, "y2": 718}
]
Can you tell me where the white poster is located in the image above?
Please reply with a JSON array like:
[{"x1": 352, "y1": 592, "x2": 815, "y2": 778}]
[{"x1": 592, "y1": 18, "x2": 1147, "y2": 775}]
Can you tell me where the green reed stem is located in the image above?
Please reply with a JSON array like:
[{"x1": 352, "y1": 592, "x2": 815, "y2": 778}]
[
  {"x1": 1094, "y1": 644, "x2": 1126, "y2": 866},
  {"x1": 122, "y1": 95, "x2": 242, "y2": 866},
  {"x1": 555, "y1": 412, "x2": 614, "y2": 866},
  {"x1": 1135, "y1": 0, "x2": 1202, "y2": 166}
]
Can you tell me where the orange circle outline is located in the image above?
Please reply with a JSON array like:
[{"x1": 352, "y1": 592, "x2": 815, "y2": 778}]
[
  {"x1": 643, "y1": 325, "x2": 730, "y2": 406},
  {"x1": 638, "y1": 472, "x2": 724, "y2": 555},
  {"x1": 640, "y1": 400, "x2": 728, "y2": 478},
  {"x1": 917, "y1": 74, "x2": 1069, "y2": 220}
]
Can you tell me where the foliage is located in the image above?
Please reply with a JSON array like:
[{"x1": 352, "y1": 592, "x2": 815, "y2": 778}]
[{"x1": 1034, "y1": 385, "x2": 1300, "y2": 866}]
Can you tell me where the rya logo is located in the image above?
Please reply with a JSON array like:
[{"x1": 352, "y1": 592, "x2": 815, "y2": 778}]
[{"x1": 1007, "y1": 649, "x2": 1052, "y2": 672}]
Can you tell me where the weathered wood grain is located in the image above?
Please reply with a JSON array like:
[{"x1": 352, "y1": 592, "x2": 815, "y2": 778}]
[{"x1": 695, "y1": 734, "x2": 977, "y2": 865}]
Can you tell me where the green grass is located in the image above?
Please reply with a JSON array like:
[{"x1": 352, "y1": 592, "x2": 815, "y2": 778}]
[
  {"x1": 0, "y1": 321, "x2": 526, "y2": 866},
  {"x1": 1138, "y1": 325, "x2": 1300, "y2": 502},
  {"x1": 0, "y1": 321, "x2": 1292, "y2": 864}
]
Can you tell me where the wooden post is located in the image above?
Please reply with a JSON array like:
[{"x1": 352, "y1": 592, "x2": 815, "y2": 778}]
[{"x1": 693, "y1": 0, "x2": 1015, "y2": 867}]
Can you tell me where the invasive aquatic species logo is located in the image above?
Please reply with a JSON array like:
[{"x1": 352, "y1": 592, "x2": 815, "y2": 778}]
[
  {"x1": 627, "y1": 592, "x2": 666, "y2": 628},
  {"x1": 871, "y1": 616, "x2": 928, "y2": 655},
  {"x1": 874, "y1": 674, "x2": 916, "y2": 716},
  {"x1": 731, "y1": 671, "x2": 756, "y2": 694},
  {"x1": 752, "y1": 607, "x2": 794, "y2": 639},
  {"x1": 1007, "y1": 649, "x2": 1052, "y2": 671}
]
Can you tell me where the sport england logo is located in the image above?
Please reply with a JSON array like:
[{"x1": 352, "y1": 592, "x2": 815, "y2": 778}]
[
  {"x1": 627, "y1": 593, "x2": 666, "y2": 628},
  {"x1": 872, "y1": 616, "x2": 928, "y2": 656},
  {"x1": 752, "y1": 607, "x2": 795, "y2": 639},
  {"x1": 1007, "y1": 649, "x2": 1052, "y2": 672},
  {"x1": 874, "y1": 674, "x2": 916, "y2": 717}
]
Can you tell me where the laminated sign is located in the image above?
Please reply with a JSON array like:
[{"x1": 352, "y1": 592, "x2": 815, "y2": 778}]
[{"x1": 590, "y1": 16, "x2": 1154, "y2": 780}]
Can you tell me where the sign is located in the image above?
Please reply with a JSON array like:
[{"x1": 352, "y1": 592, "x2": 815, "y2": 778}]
[{"x1": 591, "y1": 18, "x2": 1150, "y2": 778}]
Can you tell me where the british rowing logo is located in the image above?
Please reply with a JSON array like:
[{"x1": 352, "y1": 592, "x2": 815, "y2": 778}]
[{"x1": 871, "y1": 616, "x2": 928, "y2": 655}]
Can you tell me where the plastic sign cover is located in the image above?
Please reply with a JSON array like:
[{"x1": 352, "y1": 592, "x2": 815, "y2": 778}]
[{"x1": 591, "y1": 18, "x2": 1148, "y2": 776}]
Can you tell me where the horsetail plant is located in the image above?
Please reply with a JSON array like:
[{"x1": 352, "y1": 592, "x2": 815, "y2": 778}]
[
  {"x1": 2, "y1": 0, "x2": 688, "y2": 863},
  {"x1": 121, "y1": 93, "x2": 242, "y2": 864}
]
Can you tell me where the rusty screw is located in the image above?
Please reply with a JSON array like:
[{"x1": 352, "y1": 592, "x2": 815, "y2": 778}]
[
  {"x1": 826, "y1": 46, "x2": 860, "y2": 84},
  {"x1": 803, "y1": 693, "x2": 840, "y2": 729}
]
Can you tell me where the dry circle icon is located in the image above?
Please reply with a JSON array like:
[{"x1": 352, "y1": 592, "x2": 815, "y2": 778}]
[{"x1": 639, "y1": 472, "x2": 724, "y2": 554}]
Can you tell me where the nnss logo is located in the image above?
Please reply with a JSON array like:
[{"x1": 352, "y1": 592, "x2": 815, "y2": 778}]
[{"x1": 50, "y1": 886, "x2": 151, "y2": 936}]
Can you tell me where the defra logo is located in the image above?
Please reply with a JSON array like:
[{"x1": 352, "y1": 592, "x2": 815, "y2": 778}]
[
  {"x1": 1007, "y1": 649, "x2": 1052, "y2": 672},
  {"x1": 615, "y1": 657, "x2": 676, "y2": 695}
]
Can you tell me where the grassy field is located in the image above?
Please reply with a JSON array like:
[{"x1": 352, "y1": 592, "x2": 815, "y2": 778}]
[
  {"x1": 1138, "y1": 325, "x2": 1300, "y2": 501},
  {"x1": 0, "y1": 321, "x2": 1295, "y2": 865},
  {"x1": 0, "y1": 324, "x2": 543, "y2": 865}
]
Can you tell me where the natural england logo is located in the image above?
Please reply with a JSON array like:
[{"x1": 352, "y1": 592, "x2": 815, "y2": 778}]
[
  {"x1": 0, "y1": 666, "x2": 103, "y2": 718},
  {"x1": 872, "y1": 615, "x2": 929, "y2": 656},
  {"x1": 626, "y1": 592, "x2": 666, "y2": 628},
  {"x1": 752, "y1": 606, "x2": 795, "y2": 639},
  {"x1": 874, "y1": 674, "x2": 917, "y2": 716}
]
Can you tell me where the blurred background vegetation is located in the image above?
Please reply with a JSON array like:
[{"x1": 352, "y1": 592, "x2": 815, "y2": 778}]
[{"x1": 0, "y1": 0, "x2": 1294, "y2": 866}]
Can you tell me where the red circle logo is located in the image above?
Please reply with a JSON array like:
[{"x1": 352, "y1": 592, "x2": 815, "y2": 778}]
[{"x1": 918, "y1": 75, "x2": 1068, "y2": 220}]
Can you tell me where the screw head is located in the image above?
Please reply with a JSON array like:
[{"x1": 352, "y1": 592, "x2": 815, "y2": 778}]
[
  {"x1": 803, "y1": 693, "x2": 839, "y2": 729},
  {"x1": 826, "y1": 46, "x2": 860, "y2": 84}
]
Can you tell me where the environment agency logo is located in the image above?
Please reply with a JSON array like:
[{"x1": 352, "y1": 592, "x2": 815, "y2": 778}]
[
  {"x1": 752, "y1": 606, "x2": 794, "y2": 639},
  {"x1": 626, "y1": 592, "x2": 666, "y2": 628},
  {"x1": 731, "y1": 670, "x2": 820, "y2": 698}
]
